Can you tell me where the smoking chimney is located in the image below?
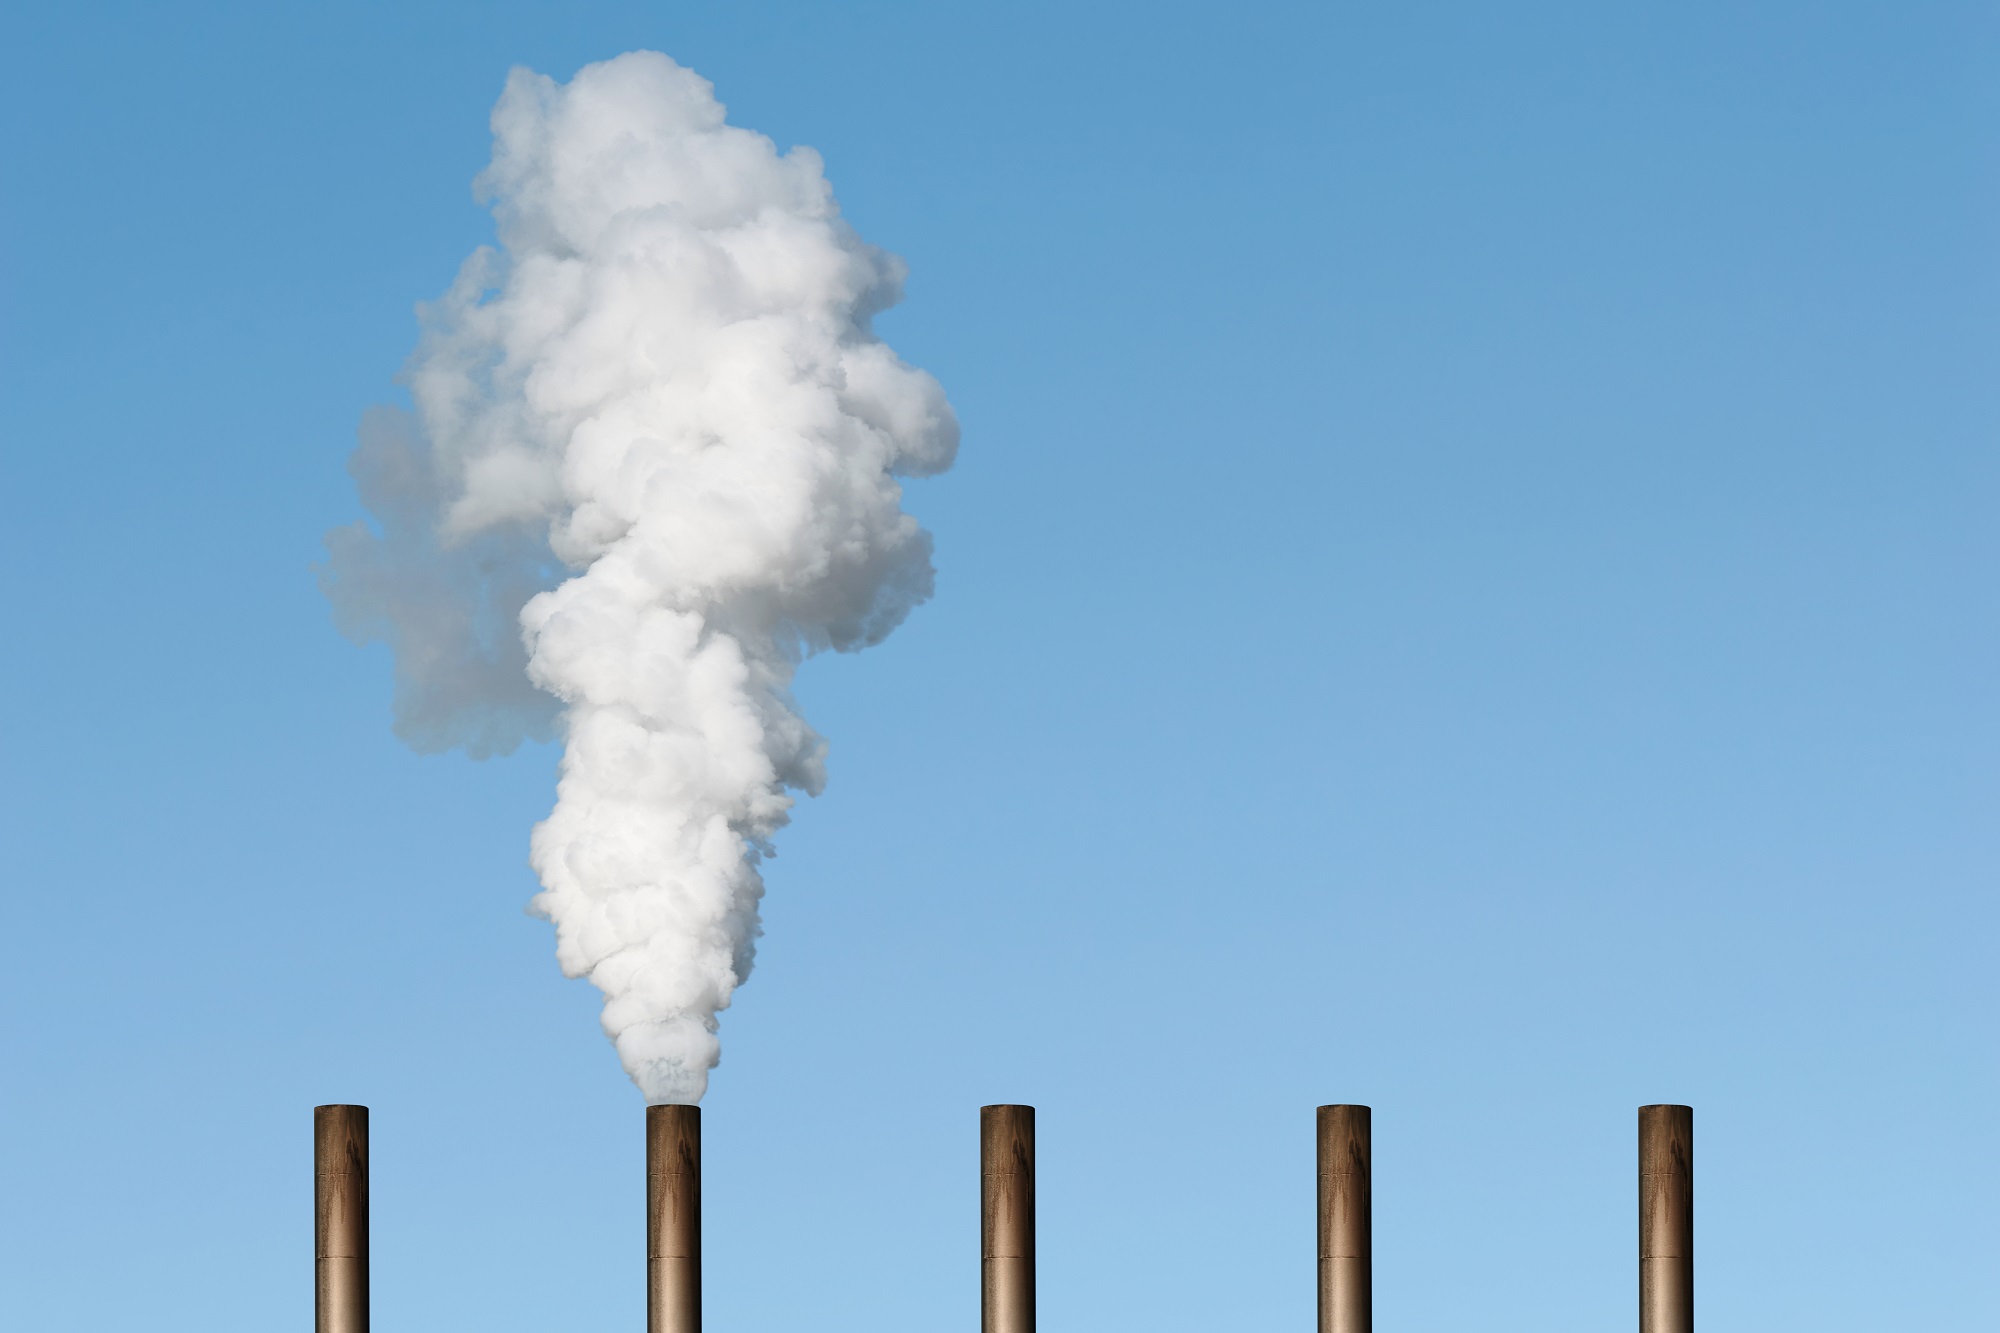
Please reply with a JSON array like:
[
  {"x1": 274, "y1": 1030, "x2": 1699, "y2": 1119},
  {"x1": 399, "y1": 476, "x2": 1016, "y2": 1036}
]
[
  {"x1": 1639, "y1": 1105, "x2": 1693, "y2": 1333},
  {"x1": 981, "y1": 1105, "x2": 1035, "y2": 1333},
  {"x1": 648, "y1": 1106, "x2": 701, "y2": 1333},
  {"x1": 314, "y1": 1104, "x2": 369, "y2": 1333},
  {"x1": 1317, "y1": 1105, "x2": 1371, "y2": 1333}
]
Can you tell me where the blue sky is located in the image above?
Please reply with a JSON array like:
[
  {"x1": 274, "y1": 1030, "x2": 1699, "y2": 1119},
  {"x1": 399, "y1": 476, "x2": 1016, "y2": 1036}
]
[{"x1": 1, "y1": 1, "x2": 1994, "y2": 1329}]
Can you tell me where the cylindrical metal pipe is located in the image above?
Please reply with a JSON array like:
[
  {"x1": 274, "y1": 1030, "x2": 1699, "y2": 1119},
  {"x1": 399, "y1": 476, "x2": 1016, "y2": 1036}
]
[
  {"x1": 981, "y1": 1104, "x2": 1035, "y2": 1333},
  {"x1": 647, "y1": 1105, "x2": 701, "y2": 1333},
  {"x1": 1639, "y1": 1104, "x2": 1693, "y2": 1333},
  {"x1": 314, "y1": 1104, "x2": 369, "y2": 1333},
  {"x1": 1317, "y1": 1105, "x2": 1371, "y2": 1333}
]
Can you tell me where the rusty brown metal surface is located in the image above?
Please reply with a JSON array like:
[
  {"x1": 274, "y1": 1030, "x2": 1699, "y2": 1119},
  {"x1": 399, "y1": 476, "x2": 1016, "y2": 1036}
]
[
  {"x1": 1317, "y1": 1105, "x2": 1371, "y2": 1333},
  {"x1": 1639, "y1": 1104, "x2": 1693, "y2": 1333},
  {"x1": 981, "y1": 1104, "x2": 1035, "y2": 1333},
  {"x1": 648, "y1": 1105, "x2": 701, "y2": 1333},
  {"x1": 314, "y1": 1104, "x2": 369, "y2": 1333}
]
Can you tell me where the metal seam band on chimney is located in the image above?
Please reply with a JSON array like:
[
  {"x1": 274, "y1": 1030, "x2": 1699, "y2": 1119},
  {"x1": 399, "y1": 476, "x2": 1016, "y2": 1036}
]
[
  {"x1": 314, "y1": 1104, "x2": 369, "y2": 1333},
  {"x1": 981, "y1": 1104, "x2": 1035, "y2": 1333},
  {"x1": 1317, "y1": 1104, "x2": 1371, "y2": 1333},
  {"x1": 648, "y1": 1105, "x2": 702, "y2": 1333},
  {"x1": 1639, "y1": 1104, "x2": 1693, "y2": 1333}
]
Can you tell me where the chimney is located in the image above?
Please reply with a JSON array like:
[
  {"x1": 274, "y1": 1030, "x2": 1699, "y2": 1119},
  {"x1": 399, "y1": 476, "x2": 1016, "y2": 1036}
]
[
  {"x1": 981, "y1": 1104, "x2": 1035, "y2": 1333},
  {"x1": 1317, "y1": 1105, "x2": 1371, "y2": 1333},
  {"x1": 648, "y1": 1106, "x2": 702, "y2": 1333},
  {"x1": 314, "y1": 1104, "x2": 369, "y2": 1333},
  {"x1": 1639, "y1": 1105, "x2": 1693, "y2": 1333}
]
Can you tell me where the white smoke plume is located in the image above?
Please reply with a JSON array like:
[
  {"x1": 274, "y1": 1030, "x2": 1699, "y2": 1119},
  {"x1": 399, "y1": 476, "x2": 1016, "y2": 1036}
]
[{"x1": 320, "y1": 51, "x2": 957, "y2": 1102}]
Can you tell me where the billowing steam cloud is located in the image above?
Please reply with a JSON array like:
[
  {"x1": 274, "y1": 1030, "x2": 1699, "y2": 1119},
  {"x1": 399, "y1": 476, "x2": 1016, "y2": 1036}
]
[{"x1": 321, "y1": 52, "x2": 957, "y2": 1103}]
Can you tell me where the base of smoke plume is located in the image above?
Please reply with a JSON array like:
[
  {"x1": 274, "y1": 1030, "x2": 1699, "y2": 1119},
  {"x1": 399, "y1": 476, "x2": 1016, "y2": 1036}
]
[{"x1": 619, "y1": 1016, "x2": 721, "y2": 1105}]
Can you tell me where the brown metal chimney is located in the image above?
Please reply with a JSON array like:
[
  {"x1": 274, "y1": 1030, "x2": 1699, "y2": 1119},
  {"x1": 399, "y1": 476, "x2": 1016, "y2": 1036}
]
[
  {"x1": 314, "y1": 1104, "x2": 369, "y2": 1333},
  {"x1": 647, "y1": 1106, "x2": 701, "y2": 1333},
  {"x1": 1317, "y1": 1105, "x2": 1371, "y2": 1333},
  {"x1": 981, "y1": 1104, "x2": 1035, "y2": 1333},
  {"x1": 1639, "y1": 1105, "x2": 1693, "y2": 1333}
]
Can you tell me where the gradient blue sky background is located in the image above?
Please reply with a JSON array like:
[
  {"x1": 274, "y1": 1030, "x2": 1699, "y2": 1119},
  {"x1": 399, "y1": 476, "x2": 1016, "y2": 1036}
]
[{"x1": 2, "y1": 2, "x2": 1994, "y2": 1329}]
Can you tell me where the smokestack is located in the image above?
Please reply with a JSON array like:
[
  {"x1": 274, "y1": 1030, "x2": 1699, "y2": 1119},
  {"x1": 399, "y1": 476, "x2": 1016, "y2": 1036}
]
[
  {"x1": 1639, "y1": 1105, "x2": 1693, "y2": 1333},
  {"x1": 314, "y1": 1104, "x2": 368, "y2": 1333},
  {"x1": 648, "y1": 1105, "x2": 701, "y2": 1333},
  {"x1": 1317, "y1": 1105, "x2": 1371, "y2": 1333},
  {"x1": 981, "y1": 1105, "x2": 1035, "y2": 1333}
]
